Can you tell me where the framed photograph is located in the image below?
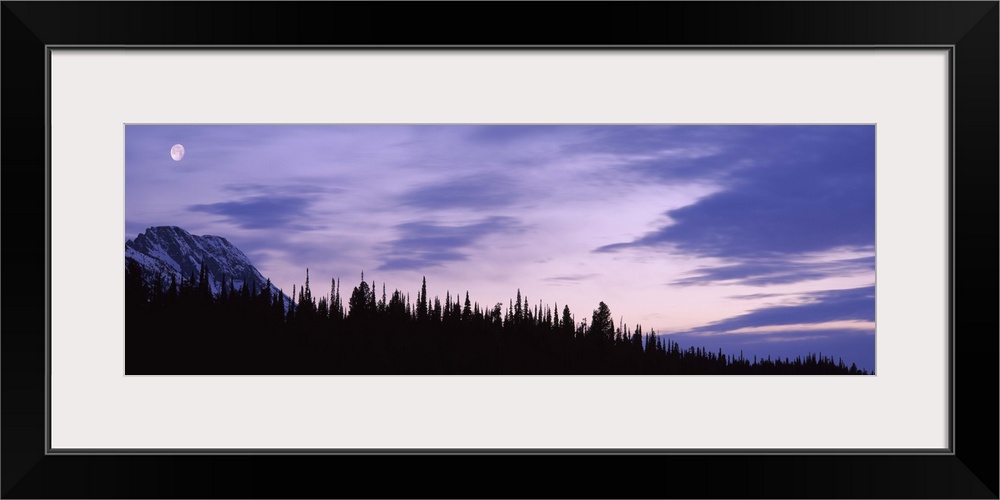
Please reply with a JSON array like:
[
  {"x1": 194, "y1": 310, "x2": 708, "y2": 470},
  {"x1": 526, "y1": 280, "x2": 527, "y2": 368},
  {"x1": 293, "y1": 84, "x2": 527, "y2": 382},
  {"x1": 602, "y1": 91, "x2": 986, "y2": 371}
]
[{"x1": 3, "y1": 2, "x2": 996, "y2": 498}]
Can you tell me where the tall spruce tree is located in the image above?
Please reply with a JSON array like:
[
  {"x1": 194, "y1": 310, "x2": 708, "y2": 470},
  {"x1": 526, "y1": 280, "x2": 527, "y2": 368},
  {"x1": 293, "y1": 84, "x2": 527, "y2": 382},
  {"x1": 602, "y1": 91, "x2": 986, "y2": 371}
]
[
  {"x1": 417, "y1": 277, "x2": 428, "y2": 321},
  {"x1": 590, "y1": 301, "x2": 614, "y2": 343},
  {"x1": 561, "y1": 305, "x2": 574, "y2": 336}
]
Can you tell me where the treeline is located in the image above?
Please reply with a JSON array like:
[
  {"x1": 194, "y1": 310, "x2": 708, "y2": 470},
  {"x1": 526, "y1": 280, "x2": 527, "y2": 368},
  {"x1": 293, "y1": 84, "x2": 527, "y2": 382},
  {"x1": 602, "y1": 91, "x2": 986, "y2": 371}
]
[{"x1": 125, "y1": 261, "x2": 870, "y2": 375}]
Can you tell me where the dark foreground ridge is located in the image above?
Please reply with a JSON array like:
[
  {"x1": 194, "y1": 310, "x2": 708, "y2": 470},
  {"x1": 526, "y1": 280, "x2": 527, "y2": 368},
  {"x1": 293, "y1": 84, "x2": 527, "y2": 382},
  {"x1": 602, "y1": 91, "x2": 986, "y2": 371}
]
[{"x1": 126, "y1": 261, "x2": 871, "y2": 375}]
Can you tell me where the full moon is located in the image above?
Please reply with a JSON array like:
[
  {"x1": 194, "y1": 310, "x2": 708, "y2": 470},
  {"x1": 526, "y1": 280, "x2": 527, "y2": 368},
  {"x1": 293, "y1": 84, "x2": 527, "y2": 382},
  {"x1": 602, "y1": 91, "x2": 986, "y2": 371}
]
[{"x1": 170, "y1": 144, "x2": 185, "y2": 161}]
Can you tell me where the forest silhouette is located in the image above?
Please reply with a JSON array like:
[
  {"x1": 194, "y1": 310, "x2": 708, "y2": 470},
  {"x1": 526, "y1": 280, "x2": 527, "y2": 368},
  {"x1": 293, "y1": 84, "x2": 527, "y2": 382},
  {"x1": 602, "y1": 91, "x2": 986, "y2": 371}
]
[{"x1": 125, "y1": 262, "x2": 871, "y2": 375}]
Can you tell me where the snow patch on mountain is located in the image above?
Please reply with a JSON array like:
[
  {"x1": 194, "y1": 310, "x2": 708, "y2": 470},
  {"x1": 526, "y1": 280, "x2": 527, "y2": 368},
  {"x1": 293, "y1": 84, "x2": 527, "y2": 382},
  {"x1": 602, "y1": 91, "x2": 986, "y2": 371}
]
[{"x1": 125, "y1": 226, "x2": 290, "y2": 305}]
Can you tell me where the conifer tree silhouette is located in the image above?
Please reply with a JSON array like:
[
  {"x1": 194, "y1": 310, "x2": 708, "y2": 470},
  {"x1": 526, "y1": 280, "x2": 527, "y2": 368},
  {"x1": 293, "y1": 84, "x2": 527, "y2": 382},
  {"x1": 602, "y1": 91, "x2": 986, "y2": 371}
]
[{"x1": 590, "y1": 301, "x2": 614, "y2": 343}]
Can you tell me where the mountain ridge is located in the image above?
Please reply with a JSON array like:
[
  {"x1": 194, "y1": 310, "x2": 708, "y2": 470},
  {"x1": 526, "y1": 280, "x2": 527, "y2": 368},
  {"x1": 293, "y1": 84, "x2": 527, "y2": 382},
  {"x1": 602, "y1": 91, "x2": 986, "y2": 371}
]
[{"x1": 125, "y1": 225, "x2": 290, "y2": 305}]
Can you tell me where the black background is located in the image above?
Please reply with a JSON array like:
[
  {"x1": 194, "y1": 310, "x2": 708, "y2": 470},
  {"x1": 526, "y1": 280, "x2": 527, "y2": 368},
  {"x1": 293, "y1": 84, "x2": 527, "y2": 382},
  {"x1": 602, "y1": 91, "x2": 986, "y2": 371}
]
[{"x1": 3, "y1": 2, "x2": 997, "y2": 498}]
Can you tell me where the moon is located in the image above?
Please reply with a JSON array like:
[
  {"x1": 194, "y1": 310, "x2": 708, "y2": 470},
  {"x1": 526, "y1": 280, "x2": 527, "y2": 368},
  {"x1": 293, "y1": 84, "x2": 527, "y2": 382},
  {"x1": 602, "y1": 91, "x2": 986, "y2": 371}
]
[{"x1": 170, "y1": 144, "x2": 185, "y2": 161}]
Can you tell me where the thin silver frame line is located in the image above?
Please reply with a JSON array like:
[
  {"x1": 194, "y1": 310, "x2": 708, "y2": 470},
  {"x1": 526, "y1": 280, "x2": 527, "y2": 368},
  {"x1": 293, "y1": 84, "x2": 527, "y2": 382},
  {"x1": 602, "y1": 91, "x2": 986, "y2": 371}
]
[
  {"x1": 44, "y1": 46, "x2": 54, "y2": 455},
  {"x1": 48, "y1": 448, "x2": 950, "y2": 456},
  {"x1": 45, "y1": 44, "x2": 954, "y2": 49},
  {"x1": 947, "y1": 46, "x2": 956, "y2": 455}
]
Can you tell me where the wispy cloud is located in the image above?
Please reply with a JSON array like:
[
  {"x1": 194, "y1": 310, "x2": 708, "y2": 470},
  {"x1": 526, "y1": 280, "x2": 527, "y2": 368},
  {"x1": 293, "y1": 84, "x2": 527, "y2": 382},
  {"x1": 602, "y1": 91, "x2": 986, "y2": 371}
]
[
  {"x1": 221, "y1": 183, "x2": 343, "y2": 197},
  {"x1": 727, "y1": 292, "x2": 789, "y2": 300},
  {"x1": 188, "y1": 196, "x2": 320, "y2": 230},
  {"x1": 398, "y1": 175, "x2": 521, "y2": 211},
  {"x1": 377, "y1": 216, "x2": 523, "y2": 271},
  {"x1": 722, "y1": 320, "x2": 875, "y2": 335},
  {"x1": 685, "y1": 285, "x2": 876, "y2": 335},
  {"x1": 542, "y1": 274, "x2": 599, "y2": 284},
  {"x1": 673, "y1": 255, "x2": 875, "y2": 287}
]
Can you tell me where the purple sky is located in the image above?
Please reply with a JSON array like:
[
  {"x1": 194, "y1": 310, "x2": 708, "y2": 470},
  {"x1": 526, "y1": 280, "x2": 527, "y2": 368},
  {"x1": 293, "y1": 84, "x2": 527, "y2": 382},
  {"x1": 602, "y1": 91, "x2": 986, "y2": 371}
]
[{"x1": 125, "y1": 125, "x2": 876, "y2": 371}]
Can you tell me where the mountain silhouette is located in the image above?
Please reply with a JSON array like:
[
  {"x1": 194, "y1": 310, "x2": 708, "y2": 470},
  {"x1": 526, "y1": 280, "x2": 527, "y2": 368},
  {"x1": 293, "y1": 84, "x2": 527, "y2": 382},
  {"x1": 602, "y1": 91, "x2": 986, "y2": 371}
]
[{"x1": 126, "y1": 226, "x2": 289, "y2": 305}]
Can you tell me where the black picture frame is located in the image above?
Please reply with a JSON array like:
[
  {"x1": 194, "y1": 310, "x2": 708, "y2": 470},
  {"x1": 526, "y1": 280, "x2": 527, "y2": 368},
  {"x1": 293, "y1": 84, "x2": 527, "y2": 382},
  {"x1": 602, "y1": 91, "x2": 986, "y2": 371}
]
[{"x1": 3, "y1": 2, "x2": 996, "y2": 498}]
